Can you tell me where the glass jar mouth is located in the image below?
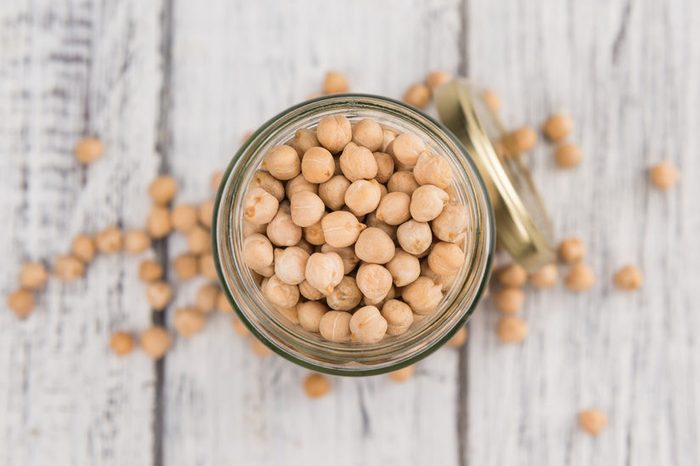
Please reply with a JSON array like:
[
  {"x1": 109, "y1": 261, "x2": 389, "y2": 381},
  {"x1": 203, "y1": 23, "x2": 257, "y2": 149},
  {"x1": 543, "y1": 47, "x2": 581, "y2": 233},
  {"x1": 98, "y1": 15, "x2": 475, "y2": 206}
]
[{"x1": 212, "y1": 94, "x2": 495, "y2": 376}]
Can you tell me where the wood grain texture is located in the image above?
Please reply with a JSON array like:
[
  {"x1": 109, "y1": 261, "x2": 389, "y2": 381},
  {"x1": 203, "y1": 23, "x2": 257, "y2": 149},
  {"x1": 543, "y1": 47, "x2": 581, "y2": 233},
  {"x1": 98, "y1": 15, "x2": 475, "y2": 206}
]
[
  {"x1": 162, "y1": 1, "x2": 464, "y2": 465},
  {"x1": 0, "y1": 0, "x2": 163, "y2": 465},
  {"x1": 466, "y1": 0, "x2": 700, "y2": 465}
]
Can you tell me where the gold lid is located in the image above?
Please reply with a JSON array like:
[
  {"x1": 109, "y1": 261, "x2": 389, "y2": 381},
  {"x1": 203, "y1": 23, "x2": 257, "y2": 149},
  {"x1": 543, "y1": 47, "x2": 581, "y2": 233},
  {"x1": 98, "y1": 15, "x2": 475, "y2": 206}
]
[{"x1": 434, "y1": 79, "x2": 555, "y2": 271}]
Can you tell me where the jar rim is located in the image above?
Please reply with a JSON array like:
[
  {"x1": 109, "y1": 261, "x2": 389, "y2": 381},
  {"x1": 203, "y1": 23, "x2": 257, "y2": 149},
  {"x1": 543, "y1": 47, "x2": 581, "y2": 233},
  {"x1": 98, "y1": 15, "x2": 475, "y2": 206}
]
[{"x1": 212, "y1": 94, "x2": 495, "y2": 376}]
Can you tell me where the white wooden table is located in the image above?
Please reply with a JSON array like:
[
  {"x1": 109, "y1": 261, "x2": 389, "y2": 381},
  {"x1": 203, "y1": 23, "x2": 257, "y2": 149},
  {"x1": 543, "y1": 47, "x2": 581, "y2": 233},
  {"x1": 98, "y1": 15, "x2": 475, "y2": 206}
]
[{"x1": 1, "y1": 1, "x2": 698, "y2": 465}]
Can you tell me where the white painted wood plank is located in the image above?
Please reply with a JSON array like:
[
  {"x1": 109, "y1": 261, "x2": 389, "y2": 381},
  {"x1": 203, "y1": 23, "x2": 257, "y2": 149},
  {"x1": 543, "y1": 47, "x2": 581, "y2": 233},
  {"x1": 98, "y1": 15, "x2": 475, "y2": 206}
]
[
  {"x1": 466, "y1": 1, "x2": 700, "y2": 465},
  {"x1": 163, "y1": 1, "x2": 465, "y2": 465},
  {"x1": 0, "y1": 1, "x2": 164, "y2": 465}
]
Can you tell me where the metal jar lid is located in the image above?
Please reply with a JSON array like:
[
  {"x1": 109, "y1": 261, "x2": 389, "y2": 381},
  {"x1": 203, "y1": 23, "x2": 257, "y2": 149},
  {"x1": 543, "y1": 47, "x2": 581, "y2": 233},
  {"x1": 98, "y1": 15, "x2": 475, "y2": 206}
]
[{"x1": 434, "y1": 79, "x2": 555, "y2": 271}]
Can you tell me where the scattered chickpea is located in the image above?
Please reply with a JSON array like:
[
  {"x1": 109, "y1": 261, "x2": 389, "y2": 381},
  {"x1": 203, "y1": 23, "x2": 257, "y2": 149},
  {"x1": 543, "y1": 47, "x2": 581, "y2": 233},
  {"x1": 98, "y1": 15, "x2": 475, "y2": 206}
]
[
  {"x1": 428, "y1": 242, "x2": 465, "y2": 276},
  {"x1": 266, "y1": 207, "x2": 302, "y2": 247},
  {"x1": 613, "y1": 265, "x2": 643, "y2": 291},
  {"x1": 124, "y1": 229, "x2": 151, "y2": 254},
  {"x1": 402, "y1": 277, "x2": 443, "y2": 315},
  {"x1": 71, "y1": 234, "x2": 96, "y2": 263},
  {"x1": 304, "y1": 373, "x2": 332, "y2": 399},
  {"x1": 319, "y1": 175, "x2": 350, "y2": 210},
  {"x1": 388, "y1": 365, "x2": 415, "y2": 382},
  {"x1": 497, "y1": 263, "x2": 528, "y2": 287},
  {"x1": 482, "y1": 89, "x2": 501, "y2": 113},
  {"x1": 211, "y1": 171, "x2": 224, "y2": 193},
  {"x1": 174, "y1": 307, "x2": 206, "y2": 337},
  {"x1": 426, "y1": 70, "x2": 452, "y2": 90},
  {"x1": 543, "y1": 113, "x2": 573, "y2": 142},
  {"x1": 386, "y1": 250, "x2": 421, "y2": 287},
  {"x1": 173, "y1": 253, "x2": 199, "y2": 280},
  {"x1": 109, "y1": 331, "x2": 135, "y2": 356},
  {"x1": 301, "y1": 146, "x2": 335, "y2": 184},
  {"x1": 375, "y1": 192, "x2": 411, "y2": 226},
  {"x1": 578, "y1": 409, "x2": 608, "y2": 436},
  {"x1": 493, "y1": 287, "x2": 525, "y2": 314},
  {"x1": 54, "y1": 255, "x2": 85, "y2": 282},
  {"x1": 199, "y1": 254, "x2": 217, "y2": 280},
  {"x1": 350, "y1": 306, "x2": 388, "y2": 343},
  {"x1": 344, "y1": 179, "x2": 382, "y2": 216},
  {"x1": 317, "y1": 115, "x2": 352, "y2": 153},
  {"x1": 403, "y1": 83, "x2": 430, "y2": 109},
  {"x1": 95, "y1": 225, "x2": 123, "y2": 254},
  {"x1": 413, "y1": 151, "x2": 453, "y2": 189},
  {"x1": 387, "y1": 171, "x2": 419, "y2": 195},
  {"x1": 321, "y1": 211, "x2": 366, "y2": 248},
  {"x1": 354, "y1": 227, "x2": 395, "y2": 264},
  {"x1": 505, "y1": 127, "x2": 538, "y2": 155},
  {"x1": 303, "y1": 220, "x2": 326, "y2": 246},
  {"x1": 146, "y1": 281, "x2": 173, "y2": 311},
  {"x1": 565, "y1": 263, "x2": 596, "y2": 292},
  {"x1": 250, "y1": 338, "x2": 273, "y2": 357},
  {"x1": 196, "y1": 283, "x2": 220, "y2": 313},
  {"x1": 232, "y1": 317, "x2": 251, "y2": 337},
  {"x1": 431, "y1": 203, "x2": 468, "y2": 243},
  {"x1": 356, "y1": 263, "x2": 393, "y2": 302},
  {"x1": 496, "y1": 316, "x2": 528, "y2": 343},
  {"x1": 146, "y1": 205, "x2": 173, "y2": 240},
  {"x1": 198, "y1": 200, "x2": 214, "y2": 229},
  {"x1": 262, "y1": 145, "x2": 300, "y2": 181},
  {"x1": 149, "y1": 175, "x2": 177, "y2": 205},
  {"x1": 262, "y1": 275, "x2": 300, "y2": 308},
  {"x1": 397, "y1": 220, "x2": 432, "y2": 255},
  {"x1": 558, "y1": 237, "x2": 586, "y2": 264},
  {"x1": 138, "y1": 259, "x2": 163, "y2": 283},
  {"x1": 171, "y1": 204, "x2": 199, "y2": 232},
  {"x1": 75, "y1": 137, "x2": 104, "y2": 164},
  {"x1": 19, "y1": 262, "x2": 48, "y2": 290},
  {"x1": 244, "y1": 187, "x2": 279, "y2": 225},
  {"x1": 352, "y1": 119, "x2": 383, "y2": 152},
  {"x1": 217, "y1": 291, "x2": 234, "y2": 313},
  {"x1": 381, "y1": 299, "x2": 414, "y2": 336},
  {"x1": 554, "y1": 143, "x2": 582, "y2": 168},
  {"x1": 290, "y1": 128, "x2": 319, "y2": 156},
  {"x1": 7, "y1": 289, "x2": 34, "y2": 318},
  {"x1": 410, "y1": 185, "x2": 448, "y2": 222},
  {"x1": 529, "y1": 264, "x2": 558, "y2": 288},
  {"x1": 140, "y1": 326, "x2": 172, "y2": 359},
  {"x1": 251, "y1": 170, "x2": 285, "y2": 201},
  {"x1": 274, "y1": 247, "x2": 309, "y2": 285},
  {"x1": 448, "y1": 327, "x2": 468, "y2": 348},
  {"x1": 390, "y1": 133, "x2": 426, "y2": 168},
  {"x1": 305, "y1": 252, "x2": 344, "y2": 295},
  {"x1": 186, "y1": 226, "x2": 210, "y2": 255},
  {"x1": 649, "y1": 161, "x2": 680, "y2": 190},
  {"x1": 319, "y1": 310, "x2": 352, "y2": 342},
  {"x1": 339, "y1": 142, "x2": 378, "y2": 182},
  {"x1": 323, "y1": 71, "x2": 349, "y2": 94}
]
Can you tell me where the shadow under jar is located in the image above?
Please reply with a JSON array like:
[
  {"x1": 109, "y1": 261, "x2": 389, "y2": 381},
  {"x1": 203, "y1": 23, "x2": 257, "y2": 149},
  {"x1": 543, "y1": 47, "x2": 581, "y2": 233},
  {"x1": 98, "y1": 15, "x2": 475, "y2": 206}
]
[{"x1": 213, "y1": 94, "x2": 494, "y2": 376}]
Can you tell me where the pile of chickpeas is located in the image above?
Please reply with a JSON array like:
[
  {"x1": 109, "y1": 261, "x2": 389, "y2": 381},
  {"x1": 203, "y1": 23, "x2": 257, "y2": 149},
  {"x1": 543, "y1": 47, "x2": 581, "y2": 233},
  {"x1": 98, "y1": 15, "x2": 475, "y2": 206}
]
[{"x1": 241, "y1": 111, "x2": 469, "y2": 345}]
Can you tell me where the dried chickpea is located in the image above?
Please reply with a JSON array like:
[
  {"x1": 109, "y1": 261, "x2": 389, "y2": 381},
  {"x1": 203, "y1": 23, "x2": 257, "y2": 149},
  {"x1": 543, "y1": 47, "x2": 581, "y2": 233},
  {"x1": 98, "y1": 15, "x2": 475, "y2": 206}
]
[
  {"x1": 410, "y1": 185, "x2": 448, "y2": 222},
  {"x1": 7, "y1": 289, "x2": 34, "y2": 318},
  {"x1": 327, "y1": 276, "x2": 362, "y2": 311},
  {"x1": 301, "y1": 146, "x2": 335, "y2": 184},
  {"x1": 149, "y1": 175, "x2": 177, "y2": 205},
  {"x1": 319, "y1": 310, "x2": 352, "y2": 342},
  {"x1": 54, "y1": 255, "x2": 85, "y2": 282},
  {"x1": 558, "y1": 237, "x2": 586, "y2": 264},
  {"x1": 266, "y1": 207, "x2": 302, "y2": 247},
  {"x1": 355, "y1": 227, "x2": 395, "y2": 264},
  {"x1": 171, "y1": 204, "x2": 198, "y2": 232},
  {"x1": 389, "y1": 365, "x2": 415, "y2": 382},
  {"x1": 262, "y1": 145, "x2": 300, "y2": 181},
  {"x1": 305, "y1": 252, "x2": 344, "y2": 295},
  {"x1": 375, "y1": 192, "x2": 411, "y2": 225},
  {"x1": 199, "y1": 254, "x2": 217, "y2": 280},
  {"x1": 286, "y1": 174, "x2": 318, "y2": 199},
  {"x1": 323, "y1": 71, "x2": 349, "y2": 94},
  {"x1": 543, "y1": 113, "x2": 573, "y2": 142},
  {"x1": 317, "y1": 115, "x2": 352, "y2": 153},
  {"x1": 321, "y1": 211, "x2": 366, "y2": 248},
  {"x1": 390, "y1": 133, "x2": 426, "y2": 167},
  {"x1": 138, "y1": 259, "x2": 163, "y2": 282},
  {"x1": 211, "y1": 171, "x2": 224, "y2": 193},
  {"x1": 109, "y1": 331, "x2": 134, "y2": 356},
  {"x1": 75, "y1": 137, "x2": 104, "y2": 164},
  {"x1": 290, "y1": 191, "x2": 325, "y2": 227},
  {"x1": 339, "y1": 142, "x2": 378, "y2": 181},
  {"x1": 482, "y1": 89, "x2": 501, "y2": 112},
  {"x1": 217, "y1": 291, "x2": 234, "y2": 313},
  {"x1": 431, "y1": 203, "x2": 468, "y2": 243},
  {"x1": 413, "y1": 151, "x2": 453, "y2": 189},
  {"x1": 262, "y1": 275, "x2": 299, "y2": 308},
  {"x1": 299, "y1": 280, "x2": 324, "y2": 301},
  {"x1": 319, "y1": 175, "x2": 350, "y2": 210},
  {"x1": 403, "y1": 83, "x2": 430, "y2": 109},
  {"x1": 350, "y1": 306, "x2": 388, "y2": 343},
  {"x1": 565, "y1": 263, "x2": 596, "y2": 291},
  {"x1": 352, "y1": 118, "x2": 383, "y2": 151},
  {"x1": 448, "y1": 327, "x2": 468, "y2": 348},
  {"x1": 381, "y1": 299, "x2": 414, "y2": 336},
  {"x1": 251, "y1": 170, "x2": 285, "y2": 201},
  {"x1": 244, "y1": 187, "x2": 279, "y2": 225},
  {"x1": 290, "y1": 128, "x2": 319, "y2": 156},
  {"x1": 505, "y1": 127, "x2": 538, "y2": 155},
  {"x1": 303, "y1": 220, "x2": 326, "y2": 246},
  {"x1": 386, "y1": 250, "x2": 421, "y2": 287},
  {"x1": 365, "y1": 212, "x2": 397, "y2": 242},
  {"x1": 529, "y1": 264, "x2": 558, "y2": 288},
  {"x1": 140, "y1": 326, "x2": 171, "y2": 359},
  {"x1": 321, "y1": 246, "x2": 359, "y2": 275},
  {"x1": 304, "y1": 373, "x2": 332, "y2": 399},
  {"x1": 426, "y1": 70, "x2": 452, "y2": 90},
  {"x1": 19, "y1": 262, "x2": 48, "y2": 290},
  {"x1": 493, "y1": 287, "x2": 525, "y2": 314},
  {"x1": 174, "y1": 307, "x2": 206, "y2": 337},
  {"x1": 124, "y1": 229, "x2": 150, "y2": 254},
  {"x1": 253, "y1": 264, "x2": 274, "y2": 278},
  {"x1": 362, "y1": 283, "x2": 396, "y2": 308},
  {"x1": 147, "y1": 206, "x2": 172, "y2": 239},
  {"x1": 613, "y1": 265, "x2": 643, "y2": 291},
  {"x1": 186, "y1": 227, "x2": 210, "y2": 255},
  {"x1": 382, "y1": 128, "x2": 397, "y2": 152},
  {"x1": 578, "y1": 409, "x2": 608, "y2": 436},
  {"x1": 497, "y1": 263, "x2": 528, "y2": 287},
  {"x1": 428, "y1": 242, "x2": 464, "y2": 276},
  {"x1": 356, "y1": 264, "x2": 393, "y2": 302},
  {"x1": 397, "y1": 220, "x2": 432, "y2": 255},
  {"x1": 274, "y1": 247, "x2": 309, "y2": 285},
  {"x1": 344, "y1": 179, "x2": 382, "y2": 216},
  {"x1": 95, "y1": 225, "x2": 123, "y2": 254},
  {"x1": 296, "y1": 238, "x2": 315, "y2": 255},
  {"x1": 554, "y1": 143, "x2": 582, "y2": 168},
  {"x1": 196, "y1": 283, "x2": 219, "y2": 313},
  {"x1": 72, "y1": 234, "x2": 96, "y2": 263},
  {"x1": 373, "y1": 152, "x2": 395, "y2": 184},
  {"x1": 649, "y1": 161, "x2": 680, "y2": 190},
  {"x1": 403, "y1": 277, "x2": 443, "y2": 315},
  {"x1": 173, "y1": 253, "x2": 199, "y2": 280},
  {"x1": 146, "y1": 281, "x2": 173, "y2": 311},
  {"x1": 497, "y1": 316, "x2": 527, "y2": 343},
  {"x1": 387, "y1": 171, "x2": 419, "y2": 195},
  {"x1": 297, "y1": 301, "x2": 328, "y2": 332}
]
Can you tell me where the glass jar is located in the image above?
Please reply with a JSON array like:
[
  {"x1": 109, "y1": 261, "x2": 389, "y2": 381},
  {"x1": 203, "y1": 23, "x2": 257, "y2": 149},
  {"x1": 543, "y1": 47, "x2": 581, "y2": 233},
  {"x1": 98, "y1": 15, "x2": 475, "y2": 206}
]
[{"x1": 213, "y1": 90, "x2": 533, "y2": 376}]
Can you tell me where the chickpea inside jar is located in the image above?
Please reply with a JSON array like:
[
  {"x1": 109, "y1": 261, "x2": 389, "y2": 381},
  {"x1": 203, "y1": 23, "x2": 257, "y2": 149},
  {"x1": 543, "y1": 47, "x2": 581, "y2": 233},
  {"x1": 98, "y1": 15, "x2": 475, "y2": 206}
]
[{"x1": 214, "y1": 93, "x2": 500, "y2": 375}]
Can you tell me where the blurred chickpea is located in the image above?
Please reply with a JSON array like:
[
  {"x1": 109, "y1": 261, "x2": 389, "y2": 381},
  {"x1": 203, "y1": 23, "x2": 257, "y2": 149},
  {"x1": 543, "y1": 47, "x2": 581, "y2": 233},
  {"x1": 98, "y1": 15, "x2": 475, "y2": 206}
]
[
  {"x1": 72, "y1": 234, "x2": 96, "y2": 263},
  {"x1": 199, "y1": 254, "x2": 217, "y2": 280},
  {"x1": 397, "y1": 220, "x2": 432, "y2": 255},
  {"x1": 386, "y1": 250, "x2": 421, "y2": 287},
  {"x1": 321, "y1": 211, "x2": 366, "y2": 248},
  {"x1": 232, "y1": 317, "x2": 251, "y2": 336},
  {"x1": 326, "y1": 276, "x2": 362, "y2": 311},
  {"x1": 350, "y1": 306, "x2": 387, "y2": 343},
  {"x1": 410, "y1": 185, "x2": 448, "y2": 222},
  {"x1": 109, "y1": 331, "x2": 134, "y2": 356},
  {"x1": 390, "y1": 133, "x2": 426, "y2": 168},
  {"x1": 558, "y1": 237, "x2": 586, "y2": 264},
  {"x1": 173, "y1": 253, "x2": 198, "y2": 280},
  {"x1": 244, "y1": 187, "x2": 279, "y2": 225},
  {"x1": 304, "y1": 373, "x2": 332, "y2": 399},
  {"x1": 54, "y1": 255, "x2": 85, "y2": 282},
  {"x1": 301, "y1": 146, "x2": 335, "y2": 184},
  {"x1": 339, "y1": 142, "x2": 378, "y2": 181},
  {"x1": 493, "y1": 287, "x2": 525, "y2": 314},
  {"x1": 174, "y1": 308, "x2": 206, "y2": 337},
  {"x1": 413, "y1": 151, "x2": 453, "y2": 189},
  {"x1": 649, "y1": 161, "x2": 680, "y2": 190},
  {"x1": 170, "y1": 204, "x2": 198, "y2": 232},
  {"x1": 431, "y1": 203, "x2": 468, "y2": 243},
  {"x1": 497, "y1": 316, "x2": 527, "y2": 343},
  {"x1": 381, "y1": 299, "x2": 414, "y2": 336},
  {"x1": 210, "y1": 171, "x2": 224, "y2": 193},
  {"x1": 426, "y1": 70, "x2": 452, "y2": 90},
  {"x1": 140, "y1": 326, "x2": 171, "y2": 359},
  {"x1": 554, "y1": 143, "x2": 582, "y2": 168},
  {"x1": 186, "y1": 226, "x2": 210, "y2": 254},
  {"x1": 7, "y1": 289, "x2": 34, "y2": 318},
  {"x1": 251, "y1": 170, "x2": 285, "y2": 201},
  {"x1": 303, "y1": 220, "x2": 326, "y2": 246},
  {"x1": 613, "y1": 265, "x2": 643, "y2": 291},
  {"x1": 448, "y1": 327, "x2": 468, "y2": 348},
  {"x1": 198, "y1": 200, "x2": 214, "y2": 228},
  {"x1": 305, "y1": 252, "x2": 344, "y2": 295},
  {"x1": 262, "y1": 145, "x2": 300, "y2": 181},
  {"x1": 565, "y1": 263, "x2": 596, "y2": 292},
  {"x1": 354, "y1": 227, "x2": 395, "y2": 264},
  {"x1": 344, "y1": 179, "x2": 382, "y2": 216},
  {"x1": 124, "y1": 229, "x2": 151, "y2": 254},
  {"x1": 250, "y1": 338, "x2": 273, "y2": 357},
  {"x1": 402, "y1": 277, "x2": 443, "y2": 315},
  {"x1": 529, "y1": 264, "x2": 558, "y2": 288},
  {"x1": 274, "y1": 247, "x2": 309, "y2": 285},
  {"x1": 352, "y1": 118, "x2": 383, "y2": 151},
  {"x1": 290, "y1": 128, "x2": 319, "y2": 156},
  {"x1": 356, "y1": 263, "x2": 393, "y2": 302},
  {"x1": 95, "y1": 225, "x2": 123, "y2": 254},
  {"x1": 389, "y1": 365, "x2": 416, "y2": 382},
  {"x1": 579, "y1": 409, "x2": 608, "y2": 436},
  {"x1": 375, "y1": 192, "x2": 411, "y2": 226},
  {"x1": 217, "y1": 291, "x2": 234, "y2": 313},
  {"x1": 146, "y1": 281, "x2": 173, "y2": 311},
  {"x1": 323, "y1": 71, "x2": 349, "y2": 94},
  {"x1": 319, "y1": 310, "x2": 352, "y2": 342},
  {"x1": 317, "y1": 115, "x2": 352, "y2": 153},
  {"x1": 266, "y1": 207, "x2": 302, "y2": 247},
  {"x1": 318, "y1": 175, "x2": 350, "y2": 210},
  {"x1": 299, "y1": 280, "x2": 324, "y2": 301},
  {"x1": 497, "y1": 263, "x2": 528, "y2": 287},
  {"x1": 75, "y1": 137, "x2": 104, "y2": 164},
  {"x1": 543, "y1": 113, "x2": 573, "y2": 142},
  {"x1": 482, "y1": 89, "x2": 501, "y2": 113},
  {"x1": 196, "y1": 283, "x2": 220, "y2": 313},
  {"x1": 19, "y1": 262, "x2": 48, "y2": 290},
  {"x1": 297, "y1": 301, "x2": 328, "y2": 332},
  {"x1": 138, "y1": 259, "x2": 163, "y2": 282},
  {"x1": 505, "y1": 127, "x2": 538, "y2": 155},
  {"x1": 387, "y1": 171, "x2": 419, "y2": 195},
  {"x1": 149, "y1": 176, "x2": 177, "y2": 205},
  {"x1": 403, "y1": 83, "x2": 430, "y2": 109},
  {"x1": 286, "y1": 174, "x2": 318, "y2": 199}
]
